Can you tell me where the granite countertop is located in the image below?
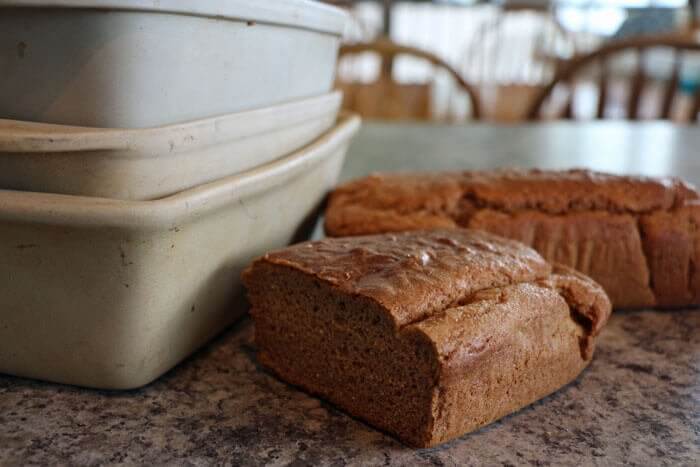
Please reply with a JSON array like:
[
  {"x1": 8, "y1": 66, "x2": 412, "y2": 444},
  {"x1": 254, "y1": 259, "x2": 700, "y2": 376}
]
[
  {"x1": 2, "y1": 122, "x2": 700, "y2": 465},
  {"x1": 1, "y1": 311, "x2": 698, "y2": 466}
]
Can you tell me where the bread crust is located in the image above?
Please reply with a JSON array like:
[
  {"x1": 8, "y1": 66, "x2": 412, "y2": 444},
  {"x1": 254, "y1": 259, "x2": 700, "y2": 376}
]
[
  {"x1": 324, "y1": 169, "x2": 700, "y2": 308},
  {"x1": 244, "y1": 229, "x2": 611, "y2": 447}
]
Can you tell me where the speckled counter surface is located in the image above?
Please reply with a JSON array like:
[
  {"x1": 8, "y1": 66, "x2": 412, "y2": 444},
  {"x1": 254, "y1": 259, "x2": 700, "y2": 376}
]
[
  {"x1": 2, "y1": 122, "x2": 700, "y2": 466},
  {"x1": 1, "y1": 312, "x2": 699, "y2": 466}
]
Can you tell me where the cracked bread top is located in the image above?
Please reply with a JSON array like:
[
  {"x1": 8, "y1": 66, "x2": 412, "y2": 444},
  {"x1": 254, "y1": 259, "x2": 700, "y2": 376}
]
[
  {"x1": 324, "y1": 169, "x2": 699, "y2": 236},
  {"x1": 456, "y1": 169, "x2": 697, "y2": 214},
  {"x1": 245, "y1": 229, "x2": 611, "y2": 342}
]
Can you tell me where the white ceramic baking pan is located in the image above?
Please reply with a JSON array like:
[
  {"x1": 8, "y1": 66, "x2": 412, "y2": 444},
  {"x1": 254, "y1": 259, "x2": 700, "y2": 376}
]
[
  {"x1": 0, "y1": 113, "x2": 361, "y2": 390},
  {"x1": 0, "y1": 0, "x2": 347, "y2": 128},
  {"x1": 0, "y1": 92, "x2": 342, "y2": 201}
]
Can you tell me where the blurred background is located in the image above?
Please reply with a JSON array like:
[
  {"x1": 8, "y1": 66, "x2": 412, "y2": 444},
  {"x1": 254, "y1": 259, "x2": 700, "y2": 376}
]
[{"x1": 323, "y1": 0, "x2": 700, "y2": 123}]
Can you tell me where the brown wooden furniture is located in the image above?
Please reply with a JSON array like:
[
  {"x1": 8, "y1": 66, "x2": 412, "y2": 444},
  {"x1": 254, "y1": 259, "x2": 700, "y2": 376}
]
[
  {"x1": 337, "y1": 39, "x2": 481, "y2": 121},
  {"x1": 462, "y1": 8, "x2": 578, "y2": 87},
  {"x1": 527, "y1": 36, "x2": 700, "y2": 121}
]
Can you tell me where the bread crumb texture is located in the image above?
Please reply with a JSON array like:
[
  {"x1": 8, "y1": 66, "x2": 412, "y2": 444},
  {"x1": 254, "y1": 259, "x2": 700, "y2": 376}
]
[{"x1": 243, "y1": 229, "x2": 611, "y2": 447}]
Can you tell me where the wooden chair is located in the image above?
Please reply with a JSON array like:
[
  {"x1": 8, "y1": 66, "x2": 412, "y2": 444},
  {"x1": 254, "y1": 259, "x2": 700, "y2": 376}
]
[
  {"x1": 526, "y1": 36, "x2": 700, "y2": 121},
  {"x1": 461, "y1": 6, "x2": 578, "y2": 86},
  {"x1": 336, "y1": 39, "x2": 481, "y2": 121}
]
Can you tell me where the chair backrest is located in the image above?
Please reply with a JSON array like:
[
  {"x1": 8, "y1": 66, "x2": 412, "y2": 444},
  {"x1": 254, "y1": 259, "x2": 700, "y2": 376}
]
[
  {"x1": 460, "y1": 8, "x2": 579, "y2": 87},
  {"x1": 527, "y1": 36, "x2": 700, "y2": 121},
  {"x1": 337, "y1": 39, "x2": 481, "y2": 120}
]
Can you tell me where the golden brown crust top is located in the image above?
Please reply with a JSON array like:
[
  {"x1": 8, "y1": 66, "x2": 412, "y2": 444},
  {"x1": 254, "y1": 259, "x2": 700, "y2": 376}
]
[
  {"x1": 245, "y1": 229, "x2": 612, "y2": 332},
  {"x1": 407, "y1": 263, "x2": 610, "y2": 370},
  {"x1": 540, "y1": 264, "x2": 612, "y2": 358},
  {"x1": 324, "y1": 169, "x2": 699, "y2": 237},
  {"x1": 547, "y1": 265, "x2": 610, "y2": 335},
  {"x1": 459, "y1": 168, "x2": 697, "y2": 214},
  {"x1": 411, "y1": 282, "x2": 563, "y2": 372}
]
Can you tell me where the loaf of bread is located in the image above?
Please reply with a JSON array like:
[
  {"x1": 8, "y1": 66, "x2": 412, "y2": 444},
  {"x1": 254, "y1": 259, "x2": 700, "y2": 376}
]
[
  {"x1": 324, "y1": 169, "x2": 700, "y2": 309},
  {"x1": 243, "y1": 229, "x2": 611, "y2": 447}
]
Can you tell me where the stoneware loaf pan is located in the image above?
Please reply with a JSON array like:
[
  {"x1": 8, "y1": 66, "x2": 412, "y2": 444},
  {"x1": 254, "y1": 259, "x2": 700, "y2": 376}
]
[
  {"x1": 0, "y1": 113, "x2": 361, "y2": 390},
  {"x1": 0, "y1": 92, "x2": 342, "y2": 201},
  {"x1": 0, "y1": 0, "x2": 347, "y2": 127}
]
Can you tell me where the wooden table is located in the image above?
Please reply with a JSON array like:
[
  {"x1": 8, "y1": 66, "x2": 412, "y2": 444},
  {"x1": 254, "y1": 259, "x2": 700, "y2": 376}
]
[{"x1": 1, "y1": 121, "x2": 698, "y2": 466}]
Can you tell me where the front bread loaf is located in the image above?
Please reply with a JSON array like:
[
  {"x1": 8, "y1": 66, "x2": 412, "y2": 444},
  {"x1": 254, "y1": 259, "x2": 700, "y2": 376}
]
[
  {"x1": 243, "y1": 229, "x2": 611, "y2": 447},
  {"x1": 324, "y1": 169, "x2": 700, "y2": 308}
]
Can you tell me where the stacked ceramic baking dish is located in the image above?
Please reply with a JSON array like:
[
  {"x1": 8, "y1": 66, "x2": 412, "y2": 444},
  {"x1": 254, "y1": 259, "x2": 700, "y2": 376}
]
[{"x1": 0, "y1": 0, "x2": 360, "y2": 389}]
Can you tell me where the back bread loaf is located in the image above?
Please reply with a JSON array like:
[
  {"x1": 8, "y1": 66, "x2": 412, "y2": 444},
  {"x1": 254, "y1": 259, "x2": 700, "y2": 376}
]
[
  {"x1": 324, "y1": 169, "x2": 700, "y2": 308},
  {"x1": 243, "y1": 229, "x2": 611, "y2": 447}
]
